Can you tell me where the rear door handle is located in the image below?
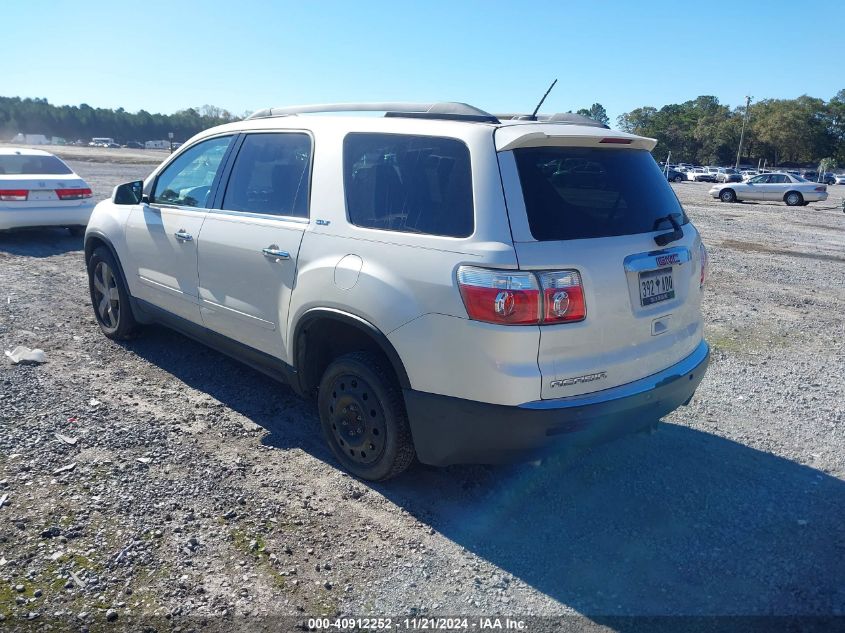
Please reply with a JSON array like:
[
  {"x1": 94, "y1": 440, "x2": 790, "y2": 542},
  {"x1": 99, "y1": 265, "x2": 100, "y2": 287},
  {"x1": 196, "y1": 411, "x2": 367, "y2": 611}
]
[
  {"x1": 262, "y1": 245, "x2": 290, "y2": 260},
  {"x1": 174, "y1": 230, "x2": 193, "y2": 242}
]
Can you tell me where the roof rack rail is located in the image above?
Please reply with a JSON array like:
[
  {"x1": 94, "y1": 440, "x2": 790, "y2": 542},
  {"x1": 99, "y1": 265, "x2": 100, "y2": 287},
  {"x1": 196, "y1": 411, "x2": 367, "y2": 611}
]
[
  {"x1": 495, "y1": 112, "x2": 610, "y2": 129},
  {"x1": 246, "y1": 102, "x2": 500, "y2": 123}
]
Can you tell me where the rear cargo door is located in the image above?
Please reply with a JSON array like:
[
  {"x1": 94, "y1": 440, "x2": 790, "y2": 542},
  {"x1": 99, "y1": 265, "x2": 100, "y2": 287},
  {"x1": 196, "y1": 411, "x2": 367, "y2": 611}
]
[{"x1": 496, "y1": 136, "x2": 705, "y2": 399}]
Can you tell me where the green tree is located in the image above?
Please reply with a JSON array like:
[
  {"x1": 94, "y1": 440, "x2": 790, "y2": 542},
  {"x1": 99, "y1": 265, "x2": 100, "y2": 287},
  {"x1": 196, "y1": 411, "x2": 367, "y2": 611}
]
[{"x1": 576, "y1": 103, "x2": 610, "y2": 126}]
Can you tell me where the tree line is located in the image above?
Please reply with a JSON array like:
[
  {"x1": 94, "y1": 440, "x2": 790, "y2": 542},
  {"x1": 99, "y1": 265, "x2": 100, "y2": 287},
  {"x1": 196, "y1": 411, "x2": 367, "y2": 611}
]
[
  {"x1": 3, "y1": 93, "x2": 843, "y2": 167},
  {"x1": 614, "y1": 91, "x2": 845, "y2": 168},
  {"x1": 0, "y1": 97, "x2": 241, "y2": 143}
]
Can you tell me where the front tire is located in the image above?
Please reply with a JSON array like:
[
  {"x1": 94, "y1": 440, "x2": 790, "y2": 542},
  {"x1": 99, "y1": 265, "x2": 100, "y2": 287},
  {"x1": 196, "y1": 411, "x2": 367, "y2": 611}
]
[
  {"x1": 719, "y1": 189, "x2": 737, "y2": 203},
  {"x1": 785, "y1": 191, "x2": 804, "y2": 206},
  {"x1": 87, "y1": 247, "x2": 140, "y2": 339},
  {"x1": 317, "y1": 352, "x2": 415, "y2": 481}
]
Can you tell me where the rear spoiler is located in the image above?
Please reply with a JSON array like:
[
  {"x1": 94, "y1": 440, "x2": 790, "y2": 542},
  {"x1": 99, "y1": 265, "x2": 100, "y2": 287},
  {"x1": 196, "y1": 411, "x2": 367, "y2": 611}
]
[{"x1": 495, "y1": 124, "x2": 656, "y2": 152}]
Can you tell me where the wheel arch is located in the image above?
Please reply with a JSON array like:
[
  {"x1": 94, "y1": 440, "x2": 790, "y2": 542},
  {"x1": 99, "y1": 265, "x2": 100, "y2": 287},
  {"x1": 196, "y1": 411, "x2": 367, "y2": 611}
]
[
  {"x1": 84, "y1": 231, "x2": 147, "y2": 323},
  {"x1": 292, "y1": 308, "x2": 412, "y2": 395},
  {"x1": 783, "y1": 190, "x2": 803, "y2": 203}
]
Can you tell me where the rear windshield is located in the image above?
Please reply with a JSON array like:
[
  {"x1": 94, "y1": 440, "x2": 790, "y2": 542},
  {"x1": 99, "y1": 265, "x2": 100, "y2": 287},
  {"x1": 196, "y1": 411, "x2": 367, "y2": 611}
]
[
  {"x1": 513, "y1": 147, "x2": 688, "y2": 241},
  {"x1": 0, "y1": 155, "x2": 73, "y2": 175}
]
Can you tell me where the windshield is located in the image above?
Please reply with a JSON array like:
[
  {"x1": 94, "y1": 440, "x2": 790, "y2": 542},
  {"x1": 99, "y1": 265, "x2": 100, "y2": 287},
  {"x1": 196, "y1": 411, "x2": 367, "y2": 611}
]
[
  {"x1": 0, "y1": 154, "x2": 73, "y2": 175},
  {"x1": 513, "y1": 147, "x2": 688, "y2": 241}
]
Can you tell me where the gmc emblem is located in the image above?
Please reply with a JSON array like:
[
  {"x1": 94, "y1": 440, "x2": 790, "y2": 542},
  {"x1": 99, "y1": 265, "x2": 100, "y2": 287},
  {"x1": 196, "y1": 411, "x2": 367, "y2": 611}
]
[{"x1": 656, "y1": 253, "x2": 680, "y2": 266}]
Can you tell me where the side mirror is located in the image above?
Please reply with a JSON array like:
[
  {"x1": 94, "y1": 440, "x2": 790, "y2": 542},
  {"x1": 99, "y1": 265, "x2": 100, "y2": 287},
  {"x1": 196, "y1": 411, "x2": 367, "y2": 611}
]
[{"x1": 113, "y1": 180, "x2": 143, "y2": 205}]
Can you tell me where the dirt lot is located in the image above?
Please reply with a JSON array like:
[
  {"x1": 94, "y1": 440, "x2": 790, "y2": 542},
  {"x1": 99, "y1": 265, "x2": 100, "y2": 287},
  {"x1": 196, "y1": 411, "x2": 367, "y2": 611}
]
[{"x1": 1, "y1": 152, "x2": 844, "y2": 631}]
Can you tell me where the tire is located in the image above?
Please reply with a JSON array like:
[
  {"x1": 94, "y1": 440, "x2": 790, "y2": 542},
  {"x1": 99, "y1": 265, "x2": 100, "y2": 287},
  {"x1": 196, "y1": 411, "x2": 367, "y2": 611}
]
[
  {"x1": 68, "y1": 226, "x2": 86, "y2": 237},
  {"x1": 87, "y1": 246, "x2": 140, "y2": 340},
  {"x1": 719, "y1": 188, "x2": 737, "y2": 203},
  {"x1": 673, "y1": 175, "x2": 684, "y2": 183},
  {"x1": 784, "y1": 191, "x2": 804, "y2": 207},
  {"x1": 317, "y1": 351, "x2": 415, "y2": 481}
]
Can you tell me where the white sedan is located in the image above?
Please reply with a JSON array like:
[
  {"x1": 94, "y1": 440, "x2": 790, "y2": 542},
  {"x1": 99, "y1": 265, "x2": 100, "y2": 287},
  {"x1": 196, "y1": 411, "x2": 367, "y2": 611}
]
[
  {"x1": 710, "y1": 172, "x2": 829, "y2": 206},
  {"x1": 0, "y1": 148, "x2": 95, "y2": 234}
]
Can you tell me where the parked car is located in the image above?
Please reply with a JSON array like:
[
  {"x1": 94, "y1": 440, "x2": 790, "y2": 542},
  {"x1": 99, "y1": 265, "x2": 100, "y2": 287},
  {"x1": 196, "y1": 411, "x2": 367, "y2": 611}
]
[
  {"x1": 123, "y1": 141, "x2": 144, "y2": 149},
  {"x1": 716, "y1": 168, "x2": 742, "y2": 183},
  {"x1": 710, "y1": 172, "x2": 828, "y2": 205},
  {"x1": 0, "y1": 147, "x2": 94, "y2": 235},
  {"x1": 84, "y1": 101, "x2": 710, "y2": 480},
  {"x1": 665, "y1": 168, "x2": 687, "y2": 182},
  {"x1": 740, "y1": 170, "x2": 758, "y2": 181},
  {"x1": 686, "y1": 167, "x2": 716, "y2": 182},
  {"x1": 834, "y1": 174, "x2": 845, "y2": 185},
  {"x1": 819, "y1": 172, "x2": 836, "y2": 185}
]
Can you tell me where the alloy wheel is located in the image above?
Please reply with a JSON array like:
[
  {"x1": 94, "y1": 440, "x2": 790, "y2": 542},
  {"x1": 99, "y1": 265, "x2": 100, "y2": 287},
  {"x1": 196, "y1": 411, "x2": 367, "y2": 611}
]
[{"x1": 93, "y1": 261, "x2": 120, "y2": 329}]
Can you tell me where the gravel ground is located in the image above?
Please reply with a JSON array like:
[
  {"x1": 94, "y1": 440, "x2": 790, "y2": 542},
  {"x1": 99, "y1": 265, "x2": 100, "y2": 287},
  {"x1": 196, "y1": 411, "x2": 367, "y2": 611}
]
[{"x1": 1, "y1": 157, "x2": 844, "y2": 631}]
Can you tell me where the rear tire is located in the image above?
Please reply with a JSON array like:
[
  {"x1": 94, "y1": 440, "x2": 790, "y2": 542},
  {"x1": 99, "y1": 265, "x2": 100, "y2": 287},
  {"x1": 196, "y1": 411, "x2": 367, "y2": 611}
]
[
  {"x1": 317, "y1": 351, "x2": 415, "y2": 481},
  {"x1": 785, "y1": 191, "x2": 803, "y2": 206},
  {"x1": 719, "y1": 189, "x2": 737, "y2": 203},
  {"x1": 87, "y1": 247, "x2": 140, "y2": 340},
  {"x1": 673, "y1": 175, "x2": 684, "y2": 183}
]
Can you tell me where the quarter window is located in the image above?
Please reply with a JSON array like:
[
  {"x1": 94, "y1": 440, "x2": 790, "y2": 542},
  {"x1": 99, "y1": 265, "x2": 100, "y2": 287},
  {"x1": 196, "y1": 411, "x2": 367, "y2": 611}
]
[
  {"x1": 153, "y1": 136, "x2": 232, "y2": 208},
  {"x1": 343, "y1": 133, "x2": 473, "y2": 238},
  {"x1": 222, "y1": 133, "x2": 312, "y2": 217}
]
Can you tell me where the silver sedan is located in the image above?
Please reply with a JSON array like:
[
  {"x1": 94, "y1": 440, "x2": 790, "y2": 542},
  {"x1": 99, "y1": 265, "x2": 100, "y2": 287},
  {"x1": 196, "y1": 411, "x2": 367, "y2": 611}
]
[{"x1": 709, "y1": 172, "x2": 829, "y2": 206}]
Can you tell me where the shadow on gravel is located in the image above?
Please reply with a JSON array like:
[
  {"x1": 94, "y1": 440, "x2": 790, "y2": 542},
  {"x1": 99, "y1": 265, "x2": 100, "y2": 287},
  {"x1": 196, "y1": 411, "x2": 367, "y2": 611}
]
[
  {"x1": 120, "y1": 325, "x2": 331, "y2": 459},
  {"x1": 0, "y1": 227, "x2": 82, "y2": 257},
  {"x1": 379, "y1": 424, "x2": 845, "y2": 619},
  {"x1": 116, "y1": 326, "x2": 845, "y2": 620}
]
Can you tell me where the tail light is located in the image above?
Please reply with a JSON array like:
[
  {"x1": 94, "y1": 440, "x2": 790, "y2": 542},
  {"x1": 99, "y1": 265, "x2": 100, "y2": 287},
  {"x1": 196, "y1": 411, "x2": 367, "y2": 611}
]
[
  {"x1": 56, "y1": 188, "x2": 93, "y2": 200},
  {"x1": 0, "y1": 189, "x2": 28, "y2": 201},
  {"x1": 457, "y1": 266, "x2": 585, "y2": 325},
  {"x1": 538, "y1": 271, "x2": 586, "y2": 323},
  {"x1": 457, "y1": 267, "x2": 540, "y2": 325},
  {"x1": 699, "y1": 242, "x2": 709, "y2": 289},
  {"x1": 814, "y1": 186, "x2": 827, "y2": 192}
]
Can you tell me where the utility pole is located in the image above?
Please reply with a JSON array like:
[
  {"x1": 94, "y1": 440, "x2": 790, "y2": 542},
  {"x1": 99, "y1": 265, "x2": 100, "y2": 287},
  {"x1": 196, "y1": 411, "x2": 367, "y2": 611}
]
[{"x1": 735, "y1": 95, "x2": 752, "y2": 170}]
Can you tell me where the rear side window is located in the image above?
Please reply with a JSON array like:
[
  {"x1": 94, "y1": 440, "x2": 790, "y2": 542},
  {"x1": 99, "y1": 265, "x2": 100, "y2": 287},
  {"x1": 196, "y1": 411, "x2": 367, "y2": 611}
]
[
  {"x1": 343, "y1": 133, "x2": 473, "y2": 238},
  {"x1": 513, "y1": 147, "x2": 688, "y2": 241},
  {"x1": 222, "y1": 133, "x2": 311, "y2": 217},
  {"x1": 0, "y1": 155, "x2": 72, "y2": 175}
]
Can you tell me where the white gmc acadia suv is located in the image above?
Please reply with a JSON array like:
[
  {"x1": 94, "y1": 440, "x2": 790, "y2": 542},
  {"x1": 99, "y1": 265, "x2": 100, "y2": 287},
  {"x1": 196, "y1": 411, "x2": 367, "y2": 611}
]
[{"x1": 84, "y1": 102, "x2": 710, "y2": 481}]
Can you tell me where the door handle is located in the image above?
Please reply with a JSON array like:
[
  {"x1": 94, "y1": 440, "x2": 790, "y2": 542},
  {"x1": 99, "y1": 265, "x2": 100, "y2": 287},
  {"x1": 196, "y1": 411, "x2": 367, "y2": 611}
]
[
  {"x1": 174, "y1": 230, "x2": 193, "y2": 242},
  {"x1": 262, "y1": 245, "x2": 290, "y2": 260}
]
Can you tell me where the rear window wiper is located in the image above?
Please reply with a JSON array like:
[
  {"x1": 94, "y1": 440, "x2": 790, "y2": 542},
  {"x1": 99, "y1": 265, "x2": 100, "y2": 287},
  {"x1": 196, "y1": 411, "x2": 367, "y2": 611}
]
[{"x1": 653, "y1": 213, "x2": 684, "y2": 246}]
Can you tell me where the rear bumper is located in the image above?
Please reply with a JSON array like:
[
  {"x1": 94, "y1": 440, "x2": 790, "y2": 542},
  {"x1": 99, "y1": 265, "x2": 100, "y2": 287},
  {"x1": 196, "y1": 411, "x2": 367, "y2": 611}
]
[
  {"x1": 0, "y1": 203, "x2": 95, "y2": 230},
  {"x1": 405, "y1": 340, "x2": 710, "y2": 466}
]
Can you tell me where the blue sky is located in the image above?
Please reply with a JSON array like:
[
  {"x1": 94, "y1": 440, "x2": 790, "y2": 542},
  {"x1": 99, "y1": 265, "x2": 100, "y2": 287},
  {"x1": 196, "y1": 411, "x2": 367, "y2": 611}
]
[{"x1": 3, "y1": 0, "x2": 842, "y2": 124}]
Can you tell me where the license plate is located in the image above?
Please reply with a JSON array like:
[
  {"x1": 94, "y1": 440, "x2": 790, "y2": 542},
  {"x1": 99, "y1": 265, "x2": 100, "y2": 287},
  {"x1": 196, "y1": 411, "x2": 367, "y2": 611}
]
[
  {"x1": 639, "y1": 267, "x2": 675, "y2": 306},
  {"x1": 28, "y1": 190, "x2": 57, "y2": 201}
]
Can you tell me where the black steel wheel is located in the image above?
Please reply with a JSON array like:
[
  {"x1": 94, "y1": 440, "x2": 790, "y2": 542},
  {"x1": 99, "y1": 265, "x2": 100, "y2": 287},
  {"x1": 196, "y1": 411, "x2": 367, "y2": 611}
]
[{"x1": 318, "y1": 352, "x2": 414, "y2": 481}]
